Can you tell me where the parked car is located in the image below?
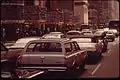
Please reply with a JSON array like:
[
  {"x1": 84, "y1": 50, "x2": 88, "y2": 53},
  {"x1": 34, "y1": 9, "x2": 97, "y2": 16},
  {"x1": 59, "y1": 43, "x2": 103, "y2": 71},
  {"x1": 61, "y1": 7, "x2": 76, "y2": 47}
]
[
  {"x1": 16, "y1": 38, "x2": 87, "y2": 72},
  {"x1": 9, "y1": 37, "x2": 41, "y2": 49},
  {"x1": 106, "y1": 30, "x2": 116, "y2": 42},
  {"x1": 65, "y1": 30, "x2": 82, "y2": 39}
]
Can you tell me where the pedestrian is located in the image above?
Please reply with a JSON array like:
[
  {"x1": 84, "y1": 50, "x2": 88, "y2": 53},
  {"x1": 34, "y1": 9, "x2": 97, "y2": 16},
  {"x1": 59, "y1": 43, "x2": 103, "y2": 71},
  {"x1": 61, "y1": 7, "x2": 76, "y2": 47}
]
[
  {"x1": 25, "y1": 32, "x2": 29, "y2": 37},
  {"x1": 16, "y1": 28, "x2": 20, "y2": 39}
]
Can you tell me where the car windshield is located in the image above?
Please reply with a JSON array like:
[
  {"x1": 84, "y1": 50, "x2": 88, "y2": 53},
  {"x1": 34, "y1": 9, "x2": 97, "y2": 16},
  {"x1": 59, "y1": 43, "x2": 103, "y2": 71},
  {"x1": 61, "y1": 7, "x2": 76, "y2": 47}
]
[
  {"x1": 26, "y1": 42, "x2": 62, "y2": 52},
  {"x1": 107, "y1": 32, "x2": 113, "y2": 34}
]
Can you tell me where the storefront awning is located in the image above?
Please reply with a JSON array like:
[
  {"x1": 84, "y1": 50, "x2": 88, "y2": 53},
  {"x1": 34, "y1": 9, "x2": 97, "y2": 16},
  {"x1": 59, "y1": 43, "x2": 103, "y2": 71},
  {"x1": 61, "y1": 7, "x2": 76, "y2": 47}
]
[{"x1": 1, "y1": 20, "x2": 25, "y2": 24}]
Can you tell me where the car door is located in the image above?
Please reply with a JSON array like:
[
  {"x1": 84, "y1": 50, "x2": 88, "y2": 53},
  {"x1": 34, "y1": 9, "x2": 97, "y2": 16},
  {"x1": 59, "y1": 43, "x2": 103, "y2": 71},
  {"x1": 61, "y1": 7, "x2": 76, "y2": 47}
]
[
  {"x1": 26, "y1": 43, "x2": 44, "y2": 65},
  {"x1": 20, "y1": 43, "x2": 36, "y2": 65},
  {"x1": 73, "y1": 42, "x2": 85, "y2": 64},
  {"x1": 64, "y1": 42, "x2": 77, "y2": 67}
]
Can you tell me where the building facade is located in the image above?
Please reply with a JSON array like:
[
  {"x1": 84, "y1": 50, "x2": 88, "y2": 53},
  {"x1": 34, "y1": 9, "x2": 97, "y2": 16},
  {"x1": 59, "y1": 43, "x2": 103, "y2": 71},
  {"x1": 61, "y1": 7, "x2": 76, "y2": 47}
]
[{"x1": 74, "y1": 0, "x2": 89, "y2": 25}]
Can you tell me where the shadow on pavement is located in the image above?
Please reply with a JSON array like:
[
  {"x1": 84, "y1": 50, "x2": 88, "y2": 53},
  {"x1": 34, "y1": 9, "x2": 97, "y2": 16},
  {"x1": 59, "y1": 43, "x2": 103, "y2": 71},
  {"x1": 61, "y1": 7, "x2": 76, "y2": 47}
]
[
  {"x1": 85, "y1": 54, "x2": 103, "y2": 65},
  {"x1": 34, "y1": 69, "x2": 87, "y2": 79}
]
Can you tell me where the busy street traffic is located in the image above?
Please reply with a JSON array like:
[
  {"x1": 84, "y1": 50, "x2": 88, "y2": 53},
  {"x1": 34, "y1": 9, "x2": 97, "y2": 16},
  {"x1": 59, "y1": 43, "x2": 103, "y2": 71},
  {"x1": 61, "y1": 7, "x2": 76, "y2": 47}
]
[{"x1": 1, "y1": 0, "x2": 119, "y2": 79}]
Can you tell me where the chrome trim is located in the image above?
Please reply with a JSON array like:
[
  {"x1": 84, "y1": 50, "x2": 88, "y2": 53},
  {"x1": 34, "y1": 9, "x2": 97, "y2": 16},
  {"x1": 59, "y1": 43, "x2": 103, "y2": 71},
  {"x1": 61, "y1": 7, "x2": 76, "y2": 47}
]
[
  {"x1": 18, "y1": 66, "x2": 67, "y2": 70},
  {"x1": 25, "y1": 71, "x2": 44, "y2": 79},
  {"x1": 1, "y1": 59, "x2": 8, "y2": 63}
]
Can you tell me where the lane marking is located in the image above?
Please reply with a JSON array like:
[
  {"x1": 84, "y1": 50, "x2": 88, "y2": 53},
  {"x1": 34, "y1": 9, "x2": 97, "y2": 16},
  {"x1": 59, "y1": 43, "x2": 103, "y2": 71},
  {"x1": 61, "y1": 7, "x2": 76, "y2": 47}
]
[
  {"x1": 107, "y1": 50, "x2": 112, "y2": 56},
  {"x1": 108, "y1": 50, "x2": 111, "y2": 54},
  {"x1": 91, "y1": 63, "x2": 101, "y2": 75},
  {"x1": 26, "y1": 71, "x2": 44, "y2": 79}
]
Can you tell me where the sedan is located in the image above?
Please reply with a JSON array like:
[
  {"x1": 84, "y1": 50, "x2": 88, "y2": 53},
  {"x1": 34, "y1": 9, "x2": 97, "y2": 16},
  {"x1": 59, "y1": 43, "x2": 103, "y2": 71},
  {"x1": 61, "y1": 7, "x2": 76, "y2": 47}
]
[
  {"x1": 106, "y1": 31, "x2": 116, "y2": 42},
  {"x1": 65, "y1": 30, "x2": 82, "y2": 39}
]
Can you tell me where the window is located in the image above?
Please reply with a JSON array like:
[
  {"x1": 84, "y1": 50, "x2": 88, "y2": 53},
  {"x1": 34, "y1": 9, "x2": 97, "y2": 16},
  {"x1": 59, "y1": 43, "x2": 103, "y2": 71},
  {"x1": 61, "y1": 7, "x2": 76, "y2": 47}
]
[
  {"x1": 71, "y1": 42, "x2": 76, "y2": 52},
  {"x1": 65, "y1": 43, "x2": 72, "y2": 53},
  {"x1": 73, "y1": 42, "x2": 81, "y2": 51},
  {"x1": 26, "y1": 43, "x2": 36, "y2": 52},
  {"x1": 27, "y1": 42, "x2": 62, "y2": 52}
]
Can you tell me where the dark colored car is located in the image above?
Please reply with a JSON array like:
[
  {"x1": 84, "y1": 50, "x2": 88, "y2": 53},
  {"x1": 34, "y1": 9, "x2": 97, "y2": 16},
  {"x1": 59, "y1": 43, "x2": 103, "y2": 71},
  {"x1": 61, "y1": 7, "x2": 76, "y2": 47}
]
[{"x1": 1, "y1": 42, "x2": 22, "y2": 71}]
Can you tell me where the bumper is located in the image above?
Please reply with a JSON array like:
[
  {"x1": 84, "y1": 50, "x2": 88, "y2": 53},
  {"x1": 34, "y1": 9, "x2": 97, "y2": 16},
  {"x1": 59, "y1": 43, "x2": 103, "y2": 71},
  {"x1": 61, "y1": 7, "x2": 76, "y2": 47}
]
[{"x1": 17, "y1": 66, "x2": 67, "y2": 71}]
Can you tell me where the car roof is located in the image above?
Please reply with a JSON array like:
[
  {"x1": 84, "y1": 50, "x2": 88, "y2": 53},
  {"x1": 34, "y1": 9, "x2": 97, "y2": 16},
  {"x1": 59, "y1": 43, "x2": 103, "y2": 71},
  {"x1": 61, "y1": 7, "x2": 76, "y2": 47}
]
[
  {"x1": 28, "y1": 38, "x2": 74, "y2": 44},
  {"x1": 49, "y1": 32, "x2": 62, "y2": 34},
  {"x1": 15, "y1": 37, "x2": 41, "y2": 43},
  {"x1": 67, "y1": 30, "x2": 81, "y2": 33}
]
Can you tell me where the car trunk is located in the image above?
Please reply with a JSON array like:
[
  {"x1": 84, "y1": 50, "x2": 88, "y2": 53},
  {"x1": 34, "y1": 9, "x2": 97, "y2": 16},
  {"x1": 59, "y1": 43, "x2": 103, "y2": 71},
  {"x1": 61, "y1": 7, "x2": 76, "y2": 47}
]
[{"x1": 20, "y1": 53, "x2": 66, "y2": 69}]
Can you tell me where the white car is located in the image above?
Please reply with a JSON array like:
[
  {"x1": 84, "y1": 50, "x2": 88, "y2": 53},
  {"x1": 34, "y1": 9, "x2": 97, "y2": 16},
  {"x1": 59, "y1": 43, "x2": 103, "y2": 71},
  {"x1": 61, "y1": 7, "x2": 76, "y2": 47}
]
[
  {"x1": 108, "y1": 29, "x2": 118, "y2": 37},
  {"x1": 16, "y1": 38, "x2": 87, "y2": 72},
  {"x1": 81, "y1": 30, "x2": 94, "y2": 38},
  {"x1": 71, "y1": 38, "x2": 103, "y2": 57},
  {"x1": 106, "y1": 30, "x2": 116, "y2": 41},
  {"x1": 42, "y1": 33, "x2": 64, "y2": 39},
  {"x1": 49, "y1": 32, "x2": 63, "y2": 34},
  {"x1": 65, "y1": 30, "x2": 82, "y2": 39},
  {"x1": 9, "y1": 37, "x2": 41, "y2": 49}
]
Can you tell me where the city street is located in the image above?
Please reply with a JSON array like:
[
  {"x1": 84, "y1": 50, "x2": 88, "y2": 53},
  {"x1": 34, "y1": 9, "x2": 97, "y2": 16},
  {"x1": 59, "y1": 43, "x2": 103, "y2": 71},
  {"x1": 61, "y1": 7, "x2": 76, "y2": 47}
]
[
  {"x1": 32, "y1": 37, "x2": 119, "y2": 79},
  {"x1": 1, "y1": 0, "x2": 119, "y2": 79}
]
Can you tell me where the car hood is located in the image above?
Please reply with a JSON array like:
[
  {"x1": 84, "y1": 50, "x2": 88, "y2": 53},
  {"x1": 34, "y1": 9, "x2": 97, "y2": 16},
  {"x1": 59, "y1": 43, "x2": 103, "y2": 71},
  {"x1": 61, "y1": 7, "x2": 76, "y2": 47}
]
[{"x1": 9, "y1": 43, "x2": 26, "y2": 49}]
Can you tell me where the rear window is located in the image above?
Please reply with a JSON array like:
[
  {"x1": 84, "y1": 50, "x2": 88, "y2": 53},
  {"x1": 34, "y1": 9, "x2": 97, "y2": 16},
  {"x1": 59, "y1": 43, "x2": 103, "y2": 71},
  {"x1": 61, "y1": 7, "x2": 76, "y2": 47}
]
[
  {"x1": 67, "y1": 32, "x2": 80, "y2": 35},
  {"x1": 26, "y1": 42, "x2": 62, "y2": 52}
]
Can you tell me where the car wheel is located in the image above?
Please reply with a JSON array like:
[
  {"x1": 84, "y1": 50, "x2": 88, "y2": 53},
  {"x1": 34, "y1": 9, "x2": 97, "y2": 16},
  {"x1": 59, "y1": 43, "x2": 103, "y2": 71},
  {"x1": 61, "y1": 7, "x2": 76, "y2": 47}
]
[{"x1": 67, "y1": 61, "x2": 78, "y2": 73}]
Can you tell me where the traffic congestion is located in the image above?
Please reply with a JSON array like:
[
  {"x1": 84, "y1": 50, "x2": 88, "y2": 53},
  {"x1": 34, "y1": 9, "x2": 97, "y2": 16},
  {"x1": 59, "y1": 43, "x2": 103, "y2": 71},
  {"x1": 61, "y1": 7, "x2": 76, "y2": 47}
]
[
  {"x1": 1, "y1": 26, "x2": 119, "y2": 78},
  {"x1": 1, "y1": 0, "x2": 119, "y2": 79}
]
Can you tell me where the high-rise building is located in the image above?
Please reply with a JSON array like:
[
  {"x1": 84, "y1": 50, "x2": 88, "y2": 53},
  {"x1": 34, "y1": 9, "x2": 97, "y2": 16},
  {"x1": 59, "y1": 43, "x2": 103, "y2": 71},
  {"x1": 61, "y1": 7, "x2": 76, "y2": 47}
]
[{"x1": 74, "y1": 0, "x2": 89, "y2": 25}]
